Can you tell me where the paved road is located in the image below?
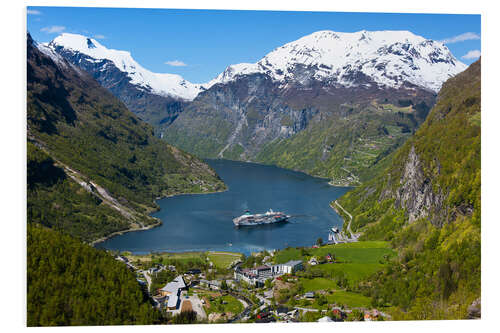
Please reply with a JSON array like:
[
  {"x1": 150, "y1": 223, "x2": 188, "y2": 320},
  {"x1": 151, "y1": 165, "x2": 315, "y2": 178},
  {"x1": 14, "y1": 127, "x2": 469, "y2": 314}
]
[
  {"x1": 294, "y1": 306, "x2": 321, "y2": 312},
  {"x1": 189, "y1": 294, "x2": 207, "y2": 320},
  {"x1": 142, "y1": 271, "x2": 152, "y2": 292},
  {"x1": 334, "y1": 200, "x2": 358, "y2": 241},
  {"x1": 255, "y1": 294, "x2": 271, "y2": 306}
]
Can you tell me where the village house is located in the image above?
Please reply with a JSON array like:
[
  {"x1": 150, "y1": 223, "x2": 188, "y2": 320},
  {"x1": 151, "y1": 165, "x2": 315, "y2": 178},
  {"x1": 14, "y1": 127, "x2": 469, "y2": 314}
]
[
  {"x1": 234, "y1": 260, "x2": 304, "y2": 286},
  {"x1": 186, "y1": 268, "x2": 201, "y2": 275},
  {"x1": 234, "y1": 267, "x2": 259, "y2": 285},
  {"x1": 254, "y1": 265, "x2": 272, "y2": 278},
  {"x1": 199, "y1": 279, "x2": 221, "y2": 290},
  {"x1": 325, "y1": 253, "x2": 334, "y2": 262},
  {"x1": 364, "y1": 309, "x2": 380, "y2": 321},
  {"x1": 304, "y1": 291, "x2": 315, "y2": 299},
  {"x1": 115, "y1": 255, "x2": 128, "y2": 263},
  {"x1": 158, "y1": 275, "x2": 186, "y2": 310},
  {"x1": 278, "y1": 260, "x2": 303, "y2": 274}
]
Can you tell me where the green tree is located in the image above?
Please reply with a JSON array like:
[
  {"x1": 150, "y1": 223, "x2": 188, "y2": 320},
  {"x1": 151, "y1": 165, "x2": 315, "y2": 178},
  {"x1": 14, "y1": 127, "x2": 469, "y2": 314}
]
[
  {"x1": 171, "y1": 310, "x2": 197, "y2": 324},
  {"x1": 221, "y1": 280, "x2": 228, "y2": 290}
]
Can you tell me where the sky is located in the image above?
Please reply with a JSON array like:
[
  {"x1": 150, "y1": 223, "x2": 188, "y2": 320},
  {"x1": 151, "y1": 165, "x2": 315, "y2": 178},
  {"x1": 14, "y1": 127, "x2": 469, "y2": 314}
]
[{"x1": 27, "y1": 7, "x2": 481, "y2": 83}]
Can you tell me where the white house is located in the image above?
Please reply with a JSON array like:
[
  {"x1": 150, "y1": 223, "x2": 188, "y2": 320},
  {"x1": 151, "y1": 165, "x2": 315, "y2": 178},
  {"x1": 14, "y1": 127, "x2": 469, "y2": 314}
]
[
  {"x1": 308, "y1": 257, "x2": 318, "y2": 265},
  {"x1": 275, "y1": 260, "x2": 303, "y2": 274},
  {"x1": 159, "y1": 275, "x2": 186, "y2": 310}
]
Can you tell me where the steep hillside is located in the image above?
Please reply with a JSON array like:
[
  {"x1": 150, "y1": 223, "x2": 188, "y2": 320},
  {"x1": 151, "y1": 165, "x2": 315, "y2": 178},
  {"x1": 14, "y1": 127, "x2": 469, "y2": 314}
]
[
  {"x1": 163, "y1": 30, "x2": 465, "y2": 184},
  {"x1": 338, "y1": 59, "x2": 480, "y2": 319},
  {"x1": 27, "y1": 33, "x2": 226, "y2": 242},
  {"x1": 27, "y1": 224, "x2": 162, "y2": 326}
]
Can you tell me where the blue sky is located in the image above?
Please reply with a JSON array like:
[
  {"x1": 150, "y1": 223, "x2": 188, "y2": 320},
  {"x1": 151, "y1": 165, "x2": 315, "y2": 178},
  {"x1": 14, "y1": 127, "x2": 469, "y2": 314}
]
[{"x1": 27, "y1": 7, "x2": 481, "y2": 83}]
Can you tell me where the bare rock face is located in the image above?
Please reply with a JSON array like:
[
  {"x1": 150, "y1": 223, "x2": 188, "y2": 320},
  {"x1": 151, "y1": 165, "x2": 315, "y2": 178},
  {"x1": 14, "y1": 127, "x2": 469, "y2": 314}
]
[
  {"x1": 467, "y1": 298, "x2": 481, "y2": 319},
  {"x1": 392, "y1": 146, "x2": 446, "y2": 226}
]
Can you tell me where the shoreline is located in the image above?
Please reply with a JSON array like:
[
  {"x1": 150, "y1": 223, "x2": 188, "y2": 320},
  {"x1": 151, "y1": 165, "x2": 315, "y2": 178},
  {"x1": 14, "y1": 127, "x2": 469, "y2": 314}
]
[
  {"x1": 90, "y1": 219, "x2": 162, "y2": 246},
  {"x1": 124, "y1": 249, "x2": 244, "y2": 258},
  {"x1": 92, "y1": 158, "x2": 353, "y2": 251},
  {"x1": 207, "y1": 158, "x2": 346, "y2": 185},
  {"x1": 91, "y1": 187, "x2": 228, "y2": 247}
]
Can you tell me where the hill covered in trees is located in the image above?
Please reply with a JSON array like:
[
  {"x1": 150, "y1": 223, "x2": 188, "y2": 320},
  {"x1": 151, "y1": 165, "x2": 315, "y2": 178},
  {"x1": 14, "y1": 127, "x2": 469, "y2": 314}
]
[
  {"x1": 26, "y1": 32, "x2": 227, "y2": 326},
  {"x1": 27, "y1": 33, "x2": 226, "y2": 242},
  {"x1": 27, "y1": 225, "x2": 162, "y2": 326},
  {"x1": 338, "y1": 59, "x2": 481, "y2": 319}
]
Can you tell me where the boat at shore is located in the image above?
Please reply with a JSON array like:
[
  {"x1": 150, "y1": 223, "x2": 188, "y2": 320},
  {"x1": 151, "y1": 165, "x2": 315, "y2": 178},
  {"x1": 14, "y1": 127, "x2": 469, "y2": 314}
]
[{"x1": 233, "y1": 209, "x2": 290, "y2": 227}]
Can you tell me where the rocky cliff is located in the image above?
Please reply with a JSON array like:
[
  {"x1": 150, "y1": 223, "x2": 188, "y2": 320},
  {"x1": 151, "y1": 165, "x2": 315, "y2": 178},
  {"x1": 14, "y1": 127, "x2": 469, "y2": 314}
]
[{"x1": 337, "y1": 59, "x2": 480, "y2": 320}]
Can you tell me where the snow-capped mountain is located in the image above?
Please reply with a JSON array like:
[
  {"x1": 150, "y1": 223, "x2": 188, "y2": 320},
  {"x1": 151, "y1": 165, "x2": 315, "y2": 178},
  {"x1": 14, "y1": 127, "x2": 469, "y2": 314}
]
[
  {"x1": 207, "y1": 30, "x2": 467, "y2": 93},
  {"x1": 35, "y1": 29, "x2": 471, "y2": 186},
  {"x1": 46, "y1": 33, "x2": 203, "y2": 101},
  {"x1": 164, "y1": 30, "x2": 466, "y2": 170}
]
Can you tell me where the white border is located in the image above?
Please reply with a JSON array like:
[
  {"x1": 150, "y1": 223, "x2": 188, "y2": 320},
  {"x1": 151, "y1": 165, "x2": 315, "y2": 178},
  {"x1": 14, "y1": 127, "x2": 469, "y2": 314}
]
[{"x1": 2, "y1": 1, "x2": 498, "y2": 333}]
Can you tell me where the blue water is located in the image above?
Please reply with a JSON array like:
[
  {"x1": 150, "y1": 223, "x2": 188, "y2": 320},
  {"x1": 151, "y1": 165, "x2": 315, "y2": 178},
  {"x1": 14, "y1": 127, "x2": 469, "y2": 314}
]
[{"x1": 96, "y1": 159, "x2": 350, "y2": 255}]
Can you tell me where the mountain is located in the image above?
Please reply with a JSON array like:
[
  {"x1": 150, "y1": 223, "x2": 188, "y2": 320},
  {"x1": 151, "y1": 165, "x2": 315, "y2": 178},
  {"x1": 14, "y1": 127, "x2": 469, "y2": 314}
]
[
  {"x1": 207, "y1": 30, "x2": 466, "y2": 92},
  {"x1": 43, "y1": 33, "x2": 203, "y2": 130},
  {"x1": 28, "y1": 33, "x2": 225, "y2": 242},
  {"x1": 163, "y1": 30, "x2": 466, "y2": 184},
  {"x1": 337, "y1": 59, "x2": 480, "y2": 319}
]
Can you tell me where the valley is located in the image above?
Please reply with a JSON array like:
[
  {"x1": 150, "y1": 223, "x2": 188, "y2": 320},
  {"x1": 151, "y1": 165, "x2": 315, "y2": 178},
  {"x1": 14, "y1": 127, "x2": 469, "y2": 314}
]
[
  {"x1": 25, "y1": 15, "x2": 481, "y2": 326},
  {"x1": 48, "y1": 30, "x2": 465, "y2": 185}
]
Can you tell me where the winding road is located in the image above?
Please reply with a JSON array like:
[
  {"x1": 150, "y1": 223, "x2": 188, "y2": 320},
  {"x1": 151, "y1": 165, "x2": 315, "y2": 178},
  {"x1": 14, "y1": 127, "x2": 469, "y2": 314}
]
[{"x1": 333, "y1": 200, "x2": 358, "y2": 241}]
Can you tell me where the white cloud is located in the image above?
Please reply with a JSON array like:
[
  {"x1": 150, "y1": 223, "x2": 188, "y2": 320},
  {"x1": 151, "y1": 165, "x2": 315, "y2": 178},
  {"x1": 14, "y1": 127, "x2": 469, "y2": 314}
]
[
  {"x1": 41, "y1": 25, "x2": 66, "y2": 34},
  {"x1": 93, "y1": 34, "x2": 106, "y2": 40},
  {"x1": 440, "y1": 32, "x2": 480, "y2": 44},
  {"x1": 165, "y1": 60, "x2": 188, "y2": 67},
  {"x1": 27, "y1": 9, "x2": 41, "y2": 15},
  {"x1": 462, "y1": 50, "x2": 481, "y2": 60}
]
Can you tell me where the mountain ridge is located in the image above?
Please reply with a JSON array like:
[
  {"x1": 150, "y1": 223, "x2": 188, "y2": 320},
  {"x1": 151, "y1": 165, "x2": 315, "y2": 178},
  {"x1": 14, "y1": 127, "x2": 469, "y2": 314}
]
[
  {"x1": 337, "y1": 59, "x2": 480, "y2": 319},
  {"x1": 27, "y1": 32, "x2": 226, "y2": 242},
  {"x1": 44, "y1": 30, "x2": 469, "y2": 184},
  {"x1": 208, "y1": 30, "x2": 467, "y2": 93}
]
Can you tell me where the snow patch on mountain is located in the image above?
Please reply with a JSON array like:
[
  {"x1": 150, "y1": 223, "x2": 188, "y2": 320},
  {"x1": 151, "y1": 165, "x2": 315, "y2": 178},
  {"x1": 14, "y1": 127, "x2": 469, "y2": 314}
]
[
  {"x1": 207, "y1": 30, "x2": 467, "y2": 92},
  {"x1": 47, "y1": 33, "x2": 203, "y2": 100}
]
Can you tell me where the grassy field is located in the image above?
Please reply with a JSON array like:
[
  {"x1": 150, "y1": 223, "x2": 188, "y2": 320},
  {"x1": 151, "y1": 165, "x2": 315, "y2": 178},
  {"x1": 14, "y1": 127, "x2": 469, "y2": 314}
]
[
  {"x1": 275, "y1": 241, "x2": 396, "y2": 309},
  {"x1": 207, "y1": 251, "x2": 243, "y2": 269},
  {"x1": 290, "y1": 290, "x2": 371, "y2": 310},
  {"x1": 274, "y1": 241, "x2": 395, "y2": 264},
  {"x1": 199, "y1": 293, "x2": 243, "y2": 315},
  {"x1": 301, "y1": 278, "x2": 337, "y2": 292},
  {"x1": 313, "y1": 263, "x2": 387, "y2": 283},
  {"x1": 326, "y1": 291, "x2": 371, "y2": 308}
]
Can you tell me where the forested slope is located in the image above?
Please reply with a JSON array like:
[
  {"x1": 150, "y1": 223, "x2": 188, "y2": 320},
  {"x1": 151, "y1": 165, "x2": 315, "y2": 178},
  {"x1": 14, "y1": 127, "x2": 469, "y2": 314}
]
[
  {"x1": 26, "y1": 32, "x2": 226, "y2": 326},
  {"x1": 27, "y1": 225, "x2": 162, "y2": 326},
  {"x1": 338, "y1": 59, "x2": 481, "y2": 319},
  {"x1": 27, "y1": 33, "x2": 225, "y2": 241}
]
